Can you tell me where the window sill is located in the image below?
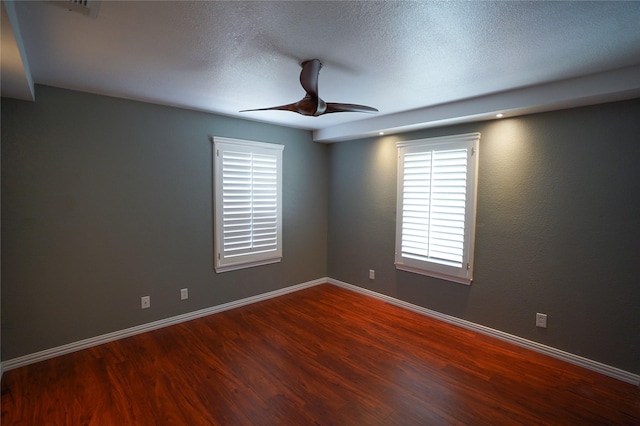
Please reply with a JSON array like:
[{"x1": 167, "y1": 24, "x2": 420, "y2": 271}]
[
  {"x1": 215, "y1": 257, "x2": 282, "y2": 273},
  {"x1": 395, "y1": 263, "x2": 472, "y2": 285}
]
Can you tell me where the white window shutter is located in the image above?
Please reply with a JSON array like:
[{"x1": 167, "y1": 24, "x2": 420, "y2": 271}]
[
  {"x1": 402, "y1": 148, "x2": 468, "y2": 267},
  {"x1": 213, "y1": 137, "x2": 284, "y2": 273},
  {"x1": 396, "y1": 133, "x2": 480, "y2": 285}
]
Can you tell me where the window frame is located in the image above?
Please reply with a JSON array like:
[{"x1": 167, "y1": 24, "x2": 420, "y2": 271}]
[
  {"x1": 395, "y1": 133, "x2": 480, "y2": 285},
  {"x1": 213, "y1": 136, "x2": 284, "y2": 273}
]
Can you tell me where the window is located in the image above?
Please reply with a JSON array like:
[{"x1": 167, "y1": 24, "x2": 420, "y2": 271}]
[
  {"x1": 213, "y1": 137, "x2": 284, "y2": 273},
  {"x1": 395, "y1": 133, "x2": 480, "y2": 285}
]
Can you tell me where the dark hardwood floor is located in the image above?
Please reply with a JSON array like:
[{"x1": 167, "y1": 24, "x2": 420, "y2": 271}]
[{"x1": 2, "y1": 284, "x2": 639, "y2": 425}]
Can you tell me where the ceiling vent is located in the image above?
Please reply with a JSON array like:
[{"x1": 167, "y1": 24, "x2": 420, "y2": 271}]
[{"x1": 57, "y1": 0, "x2": 101, "y2": 18}]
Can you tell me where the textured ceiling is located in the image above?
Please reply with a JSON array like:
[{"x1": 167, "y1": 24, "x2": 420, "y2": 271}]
[{"x1": 2, "y1": 0, "x2": 640, "y2": 141}]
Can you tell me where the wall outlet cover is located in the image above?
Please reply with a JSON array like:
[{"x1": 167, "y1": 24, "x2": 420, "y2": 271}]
[
  {"x1": 141, "y1": 296, "x2": 151, "y2": 309},
  {"x1": 536, "y1": 312, "x2": 548, "y2": 328}
]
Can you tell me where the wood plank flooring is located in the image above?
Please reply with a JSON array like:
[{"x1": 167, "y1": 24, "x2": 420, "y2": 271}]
[{"x1": 2, "y1": 284, "x2": 639, "y2": 425}]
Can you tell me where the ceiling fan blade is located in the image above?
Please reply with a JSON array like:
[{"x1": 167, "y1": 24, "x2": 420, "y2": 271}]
[
  {"x1": 300, "y1": 59, "x2": 322, "y2": 98},
  {"x1": 240, "y1": 103, "x2": 300, "y2": 113},
  {"x1": 325, "y1": 103, "x2": 379, "y2": 114},
  {"x1": 241, "y1": 96, "x2": 321, "y2": 116}
]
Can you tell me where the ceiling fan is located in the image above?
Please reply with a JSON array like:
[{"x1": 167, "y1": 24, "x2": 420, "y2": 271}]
[{"x1": 240, "y1": 59, "x2": 378, "y2": 117}]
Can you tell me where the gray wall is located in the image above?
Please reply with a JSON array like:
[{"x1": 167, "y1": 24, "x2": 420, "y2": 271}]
[
  {"x1": 328, "y1": 99, "x2": 640, "y2": 374},
  {"x1": 1, "y1": 85, "x2": 328, "y2": 360},
  {"x1": 3, "y1": 85, "x2": 639, "y2": 376}
]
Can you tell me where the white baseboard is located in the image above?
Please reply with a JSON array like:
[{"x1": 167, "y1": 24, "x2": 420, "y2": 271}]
[
  {"x1": 1, "y1": 278, "x2": 326, "y2": 373},
  {"x1": 327, "y1": 278, "x2": 640, "y2": 386},
  {"x1": 3, "y1": 276, "x2": 638, "y2": 387}
]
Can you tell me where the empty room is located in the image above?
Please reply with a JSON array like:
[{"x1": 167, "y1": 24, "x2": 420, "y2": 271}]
[{"x1": 1, "y1": 1, "x2": 639, "y2": 424}]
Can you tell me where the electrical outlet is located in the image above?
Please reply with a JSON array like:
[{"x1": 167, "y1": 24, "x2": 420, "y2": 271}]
[
  {"x1": 141, "y1": 296, "x2": 150, "y2": 309},
  {"x1": 369, "y1": 269, "x2": 375, "y2": 280},
  {"x1": 536, "y1": 312, "x2": 547, "y2": 328},
  {"x1": 180, "y1": 288, "x2": 188, "y2": 300}
]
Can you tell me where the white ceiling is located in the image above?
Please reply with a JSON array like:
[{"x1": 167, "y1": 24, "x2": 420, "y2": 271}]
[{"x1": 2, "y1": 0, "x2": 640, "y2": 142}]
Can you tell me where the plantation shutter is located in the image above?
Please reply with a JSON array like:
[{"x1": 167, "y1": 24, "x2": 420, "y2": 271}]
[
  {"x1": 401, "y1": 148, "x2": 468, "y2": 267},
  {"x1": 396, "y1": 133, "x2": 480, "y2": 284},
  {"x1": 213, "y1": 137, "x2": 283, "y2": 273}
]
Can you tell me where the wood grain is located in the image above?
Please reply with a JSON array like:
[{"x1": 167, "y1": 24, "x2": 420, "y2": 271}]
[{"x1": 2, "y1": 284, "x2": 639, "y2": 425}]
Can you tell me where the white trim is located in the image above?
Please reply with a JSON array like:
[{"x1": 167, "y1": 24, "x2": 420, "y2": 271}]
[
  {"x1": 326, "y1": 278, "x2": 640, "y2": 387},
  {"x1": 211, "y1": 136, "x2": 285, "y2": 152},
  {"x1": 395, "y1": 263, "x2": 472, "y2": 285},
  {"x1": 3, "y1": 276, "x2": 638, "y2": 388},
  {"x1": 214, "y1": 257, "x2": 282, "y2": 273},
  {"x1": 395, "y1": 132, "x2": 481, "y2": 149},
  {"x1": 1, "y1": 278, "x2": 326, "y2": 373}
]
